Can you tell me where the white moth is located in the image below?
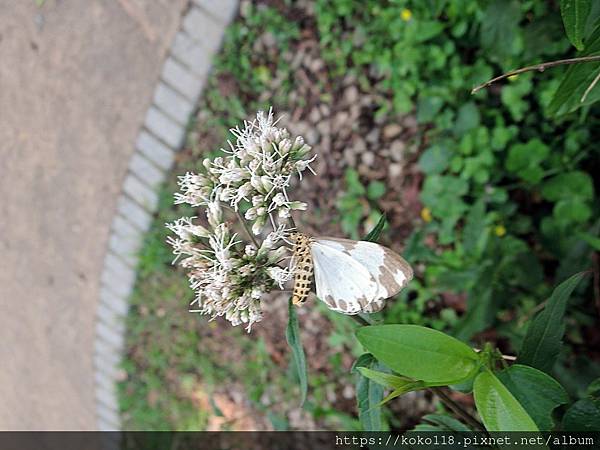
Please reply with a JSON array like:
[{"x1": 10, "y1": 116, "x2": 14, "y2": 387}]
[{"x1": 290, "y1": 233, "x2": 413, "y2": 315}]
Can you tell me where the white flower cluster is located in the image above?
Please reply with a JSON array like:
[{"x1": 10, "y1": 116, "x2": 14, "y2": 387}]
[{"x1": 167, "y1": 109, "x2": 316, "y2": 331}]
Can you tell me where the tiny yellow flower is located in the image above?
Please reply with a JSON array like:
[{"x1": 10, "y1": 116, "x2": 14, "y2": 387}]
[
  {"x1": 421, "y1": 207, "x2": 432, "y2": 223},
  {"x1": 494, "y1": 225, "x2": 507, "y2": 237},
  {"x1": 401, "y1": 8, "x2": 412, "y2": 22},
  {"x1": 507, "y1": 74, "x2": 519, "y2": 81}
]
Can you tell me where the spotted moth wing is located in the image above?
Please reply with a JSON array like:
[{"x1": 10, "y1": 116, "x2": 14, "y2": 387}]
[{"x1": 311, "y1": 237, "x2": 413, "y2": 315}]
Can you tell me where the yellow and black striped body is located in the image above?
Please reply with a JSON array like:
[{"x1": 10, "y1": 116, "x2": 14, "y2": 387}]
[{"x1": 291, "y1": 233, "x2": 314, "y2": 306}]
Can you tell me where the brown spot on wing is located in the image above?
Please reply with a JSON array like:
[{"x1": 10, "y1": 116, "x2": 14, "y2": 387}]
[
  {"x1": 380, "y1": 248, "x2": 413, "y2": 294},
  {"x1": 323, "y1": 295, "x2": 336, "y2": 308}
]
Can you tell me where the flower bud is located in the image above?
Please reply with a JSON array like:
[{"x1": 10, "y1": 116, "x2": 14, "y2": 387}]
[
  {"x1": 289, "y1": 201, "x2": 308, "y2": 211},
  {"x1": 272, "y1": 192, "x2": 287, "y2": 206},
  {"x1": 207, "y1": 201, "x2": 222, "y2": 228},
  {"x1": 278, "y1": 207, "x2": 290, "y2": 219},
  {"x1": 295, "y1": 143, "x2": 312, "y2": 158},
  {"x1": 191, "y1": 224, "x2": 211, "y2": 238},
  {"x1": 250, "y1": 174, "x2": 264, "y2": 192},
  {"x1": 244, "y1": 206, "x2": 258, "y2": 221},
  {"x1": 291, "y1": 136, "x2": 305, "y2": 151},
  {"x1": 278, "y1": 138, "x2": 292, "y2": 155},
  {"x1": 252, "y1": 215, "x2": 266, "y2": 235},
  {"x1": 252, "y1": 195, "x2": 264, "y2": 206},
  {"x1": 267, "y1": 246, "x2": 289, "y2": 263},
  {"x1": 260, "y1": 175, "x2": 273, "y2": 192}
]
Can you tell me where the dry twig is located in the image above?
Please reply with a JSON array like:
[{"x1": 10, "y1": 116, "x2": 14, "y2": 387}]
[{"x1": 471, "y1": 55, "x2": 600, "y2": 94}]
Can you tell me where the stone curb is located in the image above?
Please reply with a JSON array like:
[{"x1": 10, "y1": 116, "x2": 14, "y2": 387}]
[{"x1": 93, "y1": 0, "x2": 238, "y2": 431}]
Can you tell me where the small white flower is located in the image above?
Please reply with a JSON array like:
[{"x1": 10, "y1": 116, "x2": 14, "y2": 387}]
[
  {"x1": 207, "y1": 201, "x2": 222, "y2": 227},
  {"x1": 267, "y1": 267, "x2": 293, "y2": 289},
  {"x1": 272, "y1": 192, "x2": 287, "y2": 207},
  {"x1": 278, "y1": 207, "x2": 290, "y2": 219}
]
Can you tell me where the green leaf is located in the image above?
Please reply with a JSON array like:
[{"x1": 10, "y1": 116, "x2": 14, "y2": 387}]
[
  {"x1": 364, "y1": 214, "x2": 386, "y2": 242},
  {"x1": 454, "y1": 102, "x2": 481, "y2": 137},
  {"x1": 417, "y1": 96, "x2": 444, "y2": 123},
  {"x1": 353, "y1": 354, "x2": 384, "y2": 431},
  {"x1": 418, "y1": 145, "x2": 450, "y2": 175},
  {"x1": 578, "y1": 231, "x2": 600, "y2": 250},
  {"x1": 367, "y1": 181, "x2": 386, "y2": 200},
  {"x1": 560, "y1": 0, "x2": 592, "y2": 50},
  {"x1": 549, "y1": 25, "x2": 600, "y2": 115},
  {"x1": 285, "y1": 297, "x2": 307, "y2": 406},
  {"x1": 501, "y1": 77, "x2": 533, "y2": 121},
  {"x1": 356, "y1": 325, "x2": 480, "y2": 384},
  {"x1": 463, "y1": 199, "x2": 488, "y2": 258},
  {"x1": 554, "y1": 198, "x2": 592, "y2": 224},
  {"x1": 497, "y1": 364, "x2": 569, "y2": 430},
  {"x1": 420, "y1": 175, "x2": 469, "y2": 220},
  {"x1": 356, "y1": 367, "x2": 412, "y2": 389},
  {"x1": 412, "y1": 414, "x2": 472, "y2": 432},
  {"x1": 518, "y1": 272, "x2": 586, "y2": 373},
  {"x1": 345, "y1": 168, "x2": 366, "y2": 195},
  {"x1": 453, "y1": 263, "x2": 495, "y2": 341},
  {"x1": 505, "y1": 139, "x2": 549, "y2": 184},
  {"x1": 563, "y1": 398, "x2": 600, "y2": 431},
  {"x1": 357, "y1": 367, "x2": 427, "y2": 406},
  {"x1": 474, "y1": 371, "x2": 539, "y2": 431},
  {"x1": 414, "y1": 20, "x2": 445, "y2": 43},
  {"x1": 541, "y1": 171, "x2": 594, "y2": 201},
  {"x1": 480, "y1": 0, "x2": 523, "y2": 63}
]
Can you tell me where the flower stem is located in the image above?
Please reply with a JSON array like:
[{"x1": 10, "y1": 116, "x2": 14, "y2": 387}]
[
  {"x1": 430, "y1": 387, "x2": 485, "y2": 432},
  {"x1": 235, "y1": 209, "x2": 260, "y2": 248}
]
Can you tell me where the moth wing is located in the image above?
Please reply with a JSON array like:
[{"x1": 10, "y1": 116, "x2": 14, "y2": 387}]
[
  {"x1": 315, "y1": 237, "x2": 413, "y2": 308},
  {"x1": 362, "y1": 298, "x2": 386, "y2": 314},
  {"x1": 311, "y1": 240, "x2": 380, "y2": 314}
]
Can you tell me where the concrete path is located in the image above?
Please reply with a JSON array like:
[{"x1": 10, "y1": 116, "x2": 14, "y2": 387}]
[{"x1": 0, "y1": 0, "x2": 186, "y2": 430}]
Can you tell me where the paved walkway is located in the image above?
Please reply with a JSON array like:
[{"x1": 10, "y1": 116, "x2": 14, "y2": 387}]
[{"x1": 0, "y1": 0, "x2": 186, "y2": 430}]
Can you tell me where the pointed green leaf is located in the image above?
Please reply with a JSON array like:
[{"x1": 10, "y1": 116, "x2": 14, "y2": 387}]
[
  {"x1": 285, "y1": 297, "x2": 307, "y2": 405},
  {"x1": 353, "y1": 354, "x2": 384, "y2": 431},
  {"x1": 364, "y1": 214, "x2": 386, "y2": 242},
  {"x1": 497, "y1": 364, "x2": 569, "y2": 430},
  {"x1": 518, "y1": 272, "x2": 586, "y2": 373},
  {"x1": 378, "y1": 382, "x2": 427, "y2": 406},
  {"x1": 356, "y1": 325, "x2": 480, "y2": 384},
  {"x1": 356, "y1": 367, "x2": 413, "y2": 389},
  {"x1": 356, "y1": 367, "x2": 427, "y2": 406},
  {"x1": 560, "y1": 0, "x2": 592, "y2": 50},
  {"x1": 474, "y1": 371, "x2": 539, "y2": 431},
  {"x1": 549, "y1": 25, "x2": 600, "y2": 115}
]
